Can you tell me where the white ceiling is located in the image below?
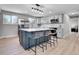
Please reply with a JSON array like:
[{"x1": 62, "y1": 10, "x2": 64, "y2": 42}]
[{"x1": 0, "y1": 4, "x2": 79, "y2": 17}]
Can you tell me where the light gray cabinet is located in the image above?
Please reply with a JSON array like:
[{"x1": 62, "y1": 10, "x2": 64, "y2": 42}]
[{"x1": 57, "y1": 24, "x2": 64, "y2": 38}]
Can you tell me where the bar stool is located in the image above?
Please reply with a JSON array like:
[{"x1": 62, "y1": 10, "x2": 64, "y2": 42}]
[
  {"x1": 38, "y1": 31, "x2": 49, "y2": 53},
  {"x1": 28, "y1": 33, "x2": 45, "y2": 55},
  {"x1": 47, "y1": 29, "x2": 58, "y2": 47},
  {"x1": 43, "y1": 31, "x2": 49, "y2": 50},
  {"x1": 47, "y1": 33, "x2": 55, "y2": 47},
  {"x1": 39, "y1": 31, "x2": 51, "y2": 50},
  {"x1": 39, "y1": 35, "x2": 48, "y2": 50},
  {"x1": 52, "y1": 33, "x2": 58, "y2": 44}
]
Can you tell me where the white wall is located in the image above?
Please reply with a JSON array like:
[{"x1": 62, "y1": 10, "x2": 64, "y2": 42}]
[
  {"x1": 0, "y1": 13, "x2": 18, "y2": 38},
  {"x1": 0, "y1": 10, "x2": 32, "y2": 39},
  {"x1": 63, "y1": 14, "x2": 79, "y2": 38}
]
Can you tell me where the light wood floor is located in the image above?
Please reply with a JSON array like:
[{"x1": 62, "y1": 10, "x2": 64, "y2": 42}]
[{"x1": 0, "y1": 33, "x2": 79, "y2": 55}]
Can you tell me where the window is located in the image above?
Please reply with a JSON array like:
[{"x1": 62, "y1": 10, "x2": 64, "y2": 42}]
[
  {"x1": 3, "y1": 14, "x2": 12, "y2": 24},
  {"x1": 3, "y1": 14, "x2": 18, "y2": 24},
  {"x1": 12, "y1": 16, "x2": 18, "y2": 24}
]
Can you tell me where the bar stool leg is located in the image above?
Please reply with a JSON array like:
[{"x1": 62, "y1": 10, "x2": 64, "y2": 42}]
[
  {"x1": 55, "y1": 38, "x2": 58, "y2": 46},
  {"x1": 50, "y1": 42, "x2": 52, "y2": 47},
  {"x1": 35, "y1": 46, "x2": 36, "y2": 55},
  {"x1": 53, "y1": 36, "x2": 58, "y2": 46},
  {"x1": 41, "y1": 43, "x2": 44, "y2": 52},
  {"x1": 45, "y1": 41, "x2": 47, "y2": 50},
  {"x1": 48, "y1": 36, "x2": 52, "y2": 47},
  {"x1": 35, "y1": 39, "x2": 37, "y2": 55},
  {"x1": 28, "y1": 38, "x2": 30, "y2": 51},
  {"x1": 50, "y1": 38, "x2": 52, "y2": 47},
  {"x1": 46, "y1": 36, "x2": 48, "y2": 50},
  {"x1": 39, "y1": 37, "x2": 45, "y2": 52},
  {"x1": 44, "y1": 36, "x2": 47, "y2": 50},
  {"x1": 53, "y1": 41, "x2": 55, "y2": 47}
]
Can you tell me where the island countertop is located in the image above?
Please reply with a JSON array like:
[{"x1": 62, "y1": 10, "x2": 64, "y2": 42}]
[{"x1": 20, "y1": 28, "x2": 54, "y2": 32}]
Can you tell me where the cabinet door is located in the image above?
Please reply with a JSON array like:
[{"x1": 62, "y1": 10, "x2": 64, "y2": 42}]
[
  {"x1": 41, "y1": 18, "x2": 50, "y2": 24},
  {"x1": 57, "y1": 25, "x2": 63, "y2": 38}
]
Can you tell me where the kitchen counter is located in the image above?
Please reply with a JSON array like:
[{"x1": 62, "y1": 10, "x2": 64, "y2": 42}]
[
  {"x1": 20, "y1": 28, "x2": 53, "y2": 32},
  {"x1": 19, "y1": 28, "x2": 54, "y2": 50},
  {"x1": 19, "y1": 27, "x2": 64, "y2": 50}
]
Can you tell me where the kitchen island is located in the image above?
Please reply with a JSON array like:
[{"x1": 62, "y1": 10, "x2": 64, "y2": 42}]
[{"x1": 19, "y1": 28, "x2": 55, "y2": 50}]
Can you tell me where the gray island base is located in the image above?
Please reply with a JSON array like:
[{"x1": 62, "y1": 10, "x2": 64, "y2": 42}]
[{"x1": 19, "y1": 28, "x2": 53, "y2": 50}]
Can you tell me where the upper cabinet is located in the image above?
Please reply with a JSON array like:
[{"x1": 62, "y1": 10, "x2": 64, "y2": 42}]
[
  {"x1": 38, "y1": 14, "x2": 63, "y2": 24},
  {"x1": 41, "y1": 17, "x2": 50, "y2": 24},
  {"x1": 58, "y1": 15, "x2": 63, "y2": 23},
  {"x1": 50, "y1": 15, "x2": 63, "y2": 24}
]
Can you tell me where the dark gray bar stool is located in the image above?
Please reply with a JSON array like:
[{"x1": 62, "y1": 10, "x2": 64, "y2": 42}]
[
  {"x1": 28, "y1": 32, "x2": 46, "y2": 55},
  {"x1": 47, "y1": 29, "x2": 58, "y2": 47}
]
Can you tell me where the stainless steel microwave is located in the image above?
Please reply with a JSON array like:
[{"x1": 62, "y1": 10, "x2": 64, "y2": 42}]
[{"x1": 50, "y1": 18, "x2": 59, "y2": 24}]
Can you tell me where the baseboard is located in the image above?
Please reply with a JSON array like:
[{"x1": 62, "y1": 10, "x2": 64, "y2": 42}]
[{"x1": 0, "y1": 34, "x2": 18, "y2": 39}]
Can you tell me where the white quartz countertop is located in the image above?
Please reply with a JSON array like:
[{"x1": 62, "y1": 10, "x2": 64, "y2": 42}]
[{"x1": 20, "y1": 28, "x2": 54, "y2": 32}]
